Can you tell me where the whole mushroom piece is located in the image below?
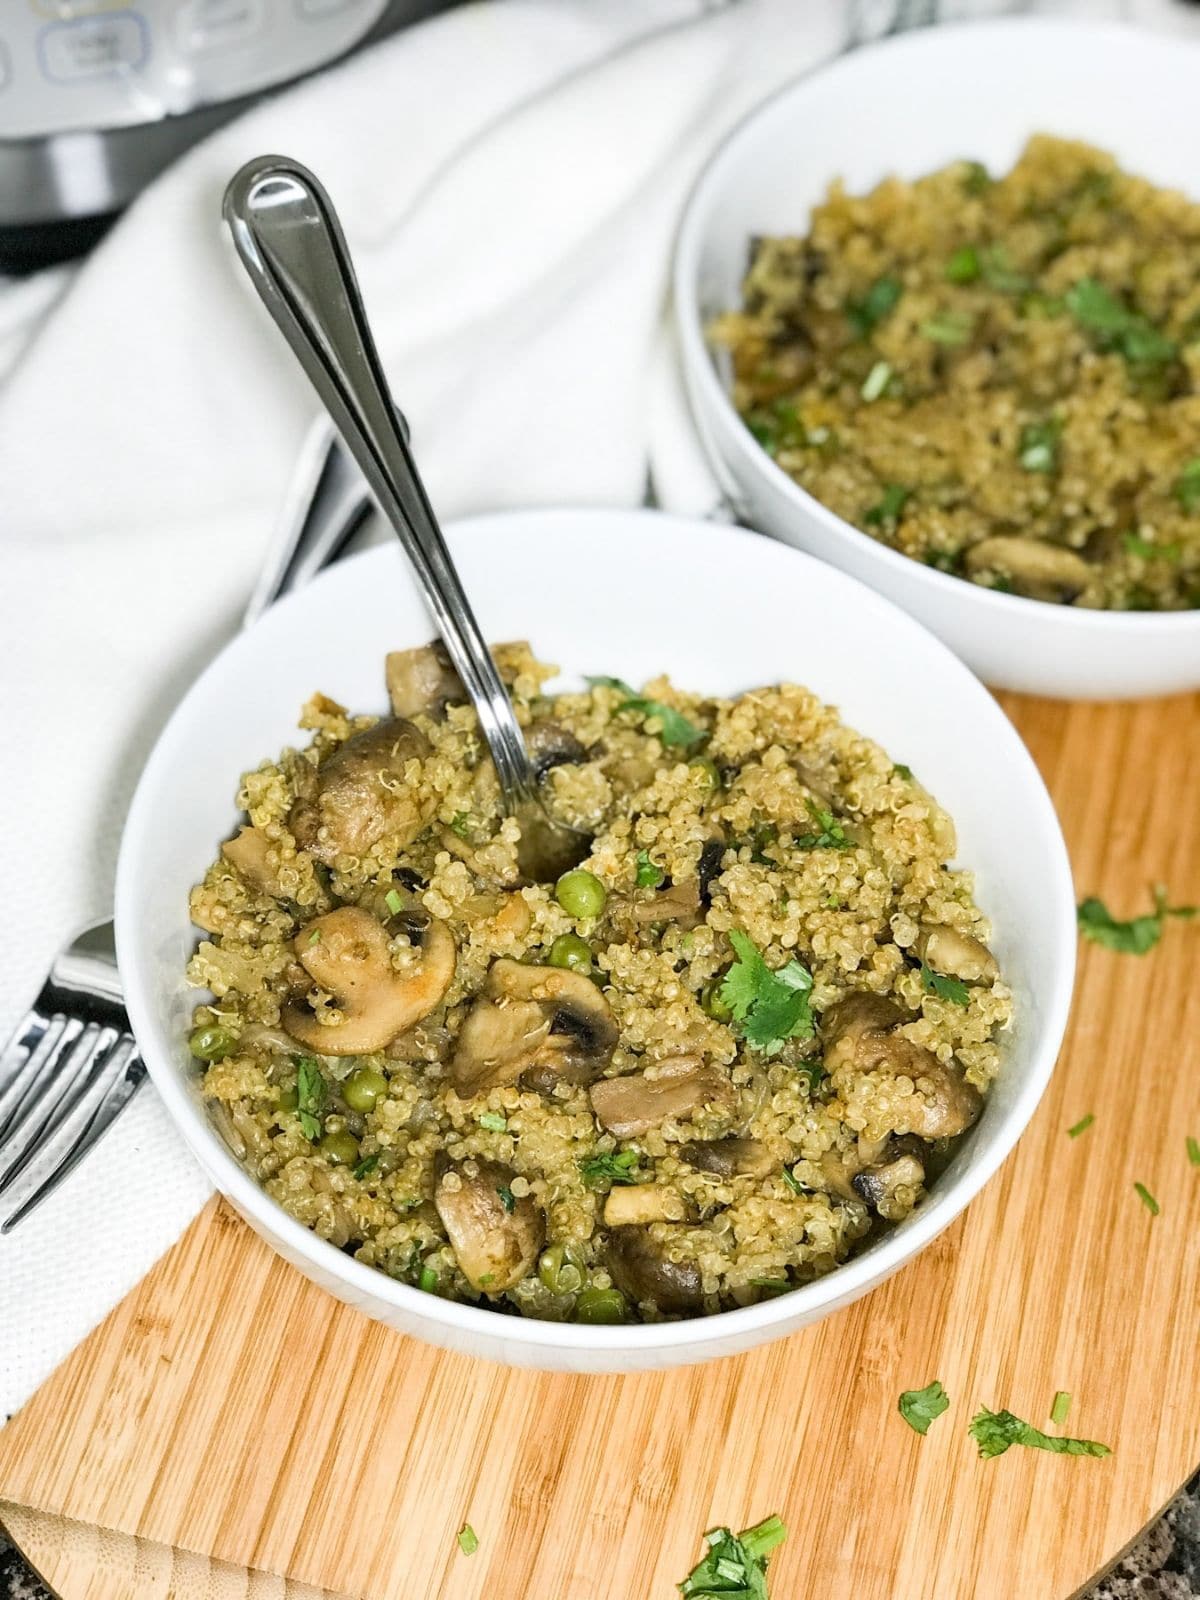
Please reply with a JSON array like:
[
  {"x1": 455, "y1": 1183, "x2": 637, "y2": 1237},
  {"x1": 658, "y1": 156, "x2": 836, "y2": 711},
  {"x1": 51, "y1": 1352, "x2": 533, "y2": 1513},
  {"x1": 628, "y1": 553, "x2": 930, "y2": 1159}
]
[
  {"x1": 451, "y1": 958, "x2": 617, "y2": 1097},
  {"x1": 433, "y1": 1156, "x2": 545, "y2": 1294},
  {"x1": 606, "y1": 1226, "x2": 704, "y2": 1314},
  {"x1": 964, "y1": 536, "x2": 1102, "y2": 607},
  {"x1": 283, "y1": 905, "x2": 456, "y2": 1056},
  {"x1": 289, "y1": 716, "x2": 432, "y2": 865},
  {"x1": 588, "y1": 1056, "x2": 735, "y2": 1138},
  {"x1": 912, "y1": 922, "x2": 998, "y2": 984}
]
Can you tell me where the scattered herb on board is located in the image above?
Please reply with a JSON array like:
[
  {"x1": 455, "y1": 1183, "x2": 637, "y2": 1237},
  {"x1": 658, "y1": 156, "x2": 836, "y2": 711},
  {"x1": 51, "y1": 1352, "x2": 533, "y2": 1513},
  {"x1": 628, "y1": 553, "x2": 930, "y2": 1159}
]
[
  {"x1": 586, "y1": 675, "x2": 705, "y2": 749},
  {"x1": 1065, "y1": 278, "x2": 1177, "y2": 366},
  {"x1": 720, "y1": 930, "x2": 815, "y2": 1056},
  {"x1": 1051, "y1": 1391, "x2": 1072, "y2": 1426},
  {"x1": 1188, "y1": 1136, "x2": 1200, "y2": 1167},
  {"x1": 898, "y1": 1381, "x2": 950, "y2": 1436},
  {"x1": 1077, "y1": 886, "x2": 1197, "y2": 954},
  {"x1": 294, "y1": 1056, "x2": 326, "y2": 1142},
  {"x1": 865, "y1": 484, "x2": 911, "y2": 527},
  {"x1": 846, "y1": 275, "x2": 902, "y2": 337},
  {"x1": 1175, "y1": 458, "x2": 1200, "y2": 512},
  {"x1": 678, "y1": 1514, "x2": 787, "y2": 1598},
  {"x1": 920, "y1": 964, "x2": 970, "y2": 1006},
  {"x1": 795, "y1": 798, "x2": 851, "y2": 851},
  {"x1": 1067, "y1": 1113, "x2": 1095, "y2": 1139},
  {"x1": 457, "y1": 1524, "x2": 479, "y2": 1556},
  {"x1": 636, "y1": 849, "x2": 665, "y2": 888},
  {"x1": 969, "y1": 1406, "x2": 1111, "y2": 1460},
  {"x1": 579, "y1": 1149, "x2": 641, "y2": 1191},
  {"x1": 1134, "y1": 1182, "x2": 1160, "y2": 1216}
]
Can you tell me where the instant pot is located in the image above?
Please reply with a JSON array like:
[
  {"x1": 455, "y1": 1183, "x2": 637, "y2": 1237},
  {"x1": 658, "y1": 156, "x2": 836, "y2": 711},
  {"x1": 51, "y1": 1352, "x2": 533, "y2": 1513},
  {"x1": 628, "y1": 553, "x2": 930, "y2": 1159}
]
[{"x1": 0, "y1": 0, "x2": 454, "y2": 267}]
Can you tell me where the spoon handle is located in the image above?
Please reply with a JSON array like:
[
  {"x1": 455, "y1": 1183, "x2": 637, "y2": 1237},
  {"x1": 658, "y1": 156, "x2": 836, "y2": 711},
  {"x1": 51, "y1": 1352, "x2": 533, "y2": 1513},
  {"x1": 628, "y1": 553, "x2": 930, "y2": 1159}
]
[{"x1": 223, "y1": 155, "x2": 536, "y2": 806}]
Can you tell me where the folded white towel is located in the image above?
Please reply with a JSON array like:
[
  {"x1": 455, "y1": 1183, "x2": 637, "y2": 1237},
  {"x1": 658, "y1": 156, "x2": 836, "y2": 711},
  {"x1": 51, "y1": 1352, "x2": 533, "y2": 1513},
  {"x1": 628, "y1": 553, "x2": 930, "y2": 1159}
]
[{"x1": 2, "y1": 0, "x2": 1194, "y2": 1418}]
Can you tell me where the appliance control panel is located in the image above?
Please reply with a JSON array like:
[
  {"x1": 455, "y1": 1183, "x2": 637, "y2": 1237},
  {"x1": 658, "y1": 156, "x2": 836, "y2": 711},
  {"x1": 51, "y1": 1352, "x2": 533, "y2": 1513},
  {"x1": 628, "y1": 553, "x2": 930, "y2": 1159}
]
[{"x1": 0, "y1": 0, "x2": 390, "y2": 140}]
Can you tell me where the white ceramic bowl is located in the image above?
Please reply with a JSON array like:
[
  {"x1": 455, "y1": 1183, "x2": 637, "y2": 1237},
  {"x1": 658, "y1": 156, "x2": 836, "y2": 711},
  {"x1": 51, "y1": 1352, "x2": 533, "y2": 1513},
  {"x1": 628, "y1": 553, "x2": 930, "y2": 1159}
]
[
  {"x1": 116, "y1": 508, "x2": 1075, "y2": 1371},
  {"x1": 674, "y1": 19, "x2": 1200, "y2": 700}
]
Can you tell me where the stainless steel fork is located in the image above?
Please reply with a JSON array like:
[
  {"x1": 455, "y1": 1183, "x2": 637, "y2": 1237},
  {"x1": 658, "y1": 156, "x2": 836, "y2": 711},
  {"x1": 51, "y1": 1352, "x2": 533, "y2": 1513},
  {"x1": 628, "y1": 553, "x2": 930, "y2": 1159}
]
[{"x1": 0, "y1": 418, "x2": 371, "y2": 1232}]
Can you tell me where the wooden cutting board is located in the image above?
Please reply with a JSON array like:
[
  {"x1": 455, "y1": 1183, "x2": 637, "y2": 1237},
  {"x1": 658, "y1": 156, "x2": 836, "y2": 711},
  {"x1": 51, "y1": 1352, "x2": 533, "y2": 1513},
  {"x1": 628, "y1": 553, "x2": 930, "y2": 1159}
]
[{"x1": 1, "y1": 692, "x2": 1198, "y2": 1600}]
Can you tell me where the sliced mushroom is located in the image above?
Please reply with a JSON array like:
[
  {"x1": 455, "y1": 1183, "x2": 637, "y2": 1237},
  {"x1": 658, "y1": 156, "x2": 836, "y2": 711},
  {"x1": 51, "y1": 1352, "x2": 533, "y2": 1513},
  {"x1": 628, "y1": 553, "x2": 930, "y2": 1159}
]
[
  {"x1": 913, "y1": 922, "x2": 999, "y2": 984},
  {"x1": 588, "y1": 1056, "x2": 735, "y2": 1138},
  {"x1": 964, "y1": 536, "x2": 1102, "y2": 606},
  {"x1": 697, "y1": 838, "x2": 726, "y2": 906},
  {"x1": 526, "y1": 720, "x2": 587, "y2": 781},
  {"x1": 222, "y1": 826, "x2": 281, "y2": 896},
  {"x1": 821, "y1": 992, "x2": 981, "y2": 1139},
  {"x1": 433, "y1": 1156, "x2": 544, "y2": 1294},
  {"x1": 282, "y1": 906, "x2": 455, "y2": 1055},
  {"x1": 627, "y1": 878, "x2": 703, "y2": 929},
  {"x1": 386, "y1": 641, "x2": 462, "y2": 718},
  {"x1": 451, "y1": 958, "x2": 617, "y2": 1097},
  {"x1": 606, "y1": 1226, "x2": 704, "y2": 1313},
  {"x1": 678, "y1": 1137, "x2": 775, "y2": 1179},
  {"x1": 289, "y1": 717, "x2": 432, "y2": 864},
  {"x1": 852, "y1": 1147, "x2": 926, "y2": 1220},
  {"x1": 603, "y1": 1184, "x2": 678, "y2": 1226}
]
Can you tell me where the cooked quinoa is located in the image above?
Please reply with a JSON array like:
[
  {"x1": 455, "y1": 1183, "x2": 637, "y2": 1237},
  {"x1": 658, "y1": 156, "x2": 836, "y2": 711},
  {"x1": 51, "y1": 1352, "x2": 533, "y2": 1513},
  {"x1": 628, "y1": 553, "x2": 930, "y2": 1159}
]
[
  {"x1": 186, "y1": 642, "x2": 1011, "y2": 1322},
  {"x1": 714, "y1": 135, "x2": 1200, "y2": 611}
]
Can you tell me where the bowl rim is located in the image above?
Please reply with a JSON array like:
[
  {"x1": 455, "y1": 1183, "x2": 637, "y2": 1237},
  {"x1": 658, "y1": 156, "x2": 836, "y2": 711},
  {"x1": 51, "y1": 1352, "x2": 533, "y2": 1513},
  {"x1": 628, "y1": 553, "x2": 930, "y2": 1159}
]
[
  {"x1": 115, "y1": 506, "x2": 1077, "y2": 1353},
  {"x1": 671, "y1": 14, "x2": 1200, "y2": 637}
]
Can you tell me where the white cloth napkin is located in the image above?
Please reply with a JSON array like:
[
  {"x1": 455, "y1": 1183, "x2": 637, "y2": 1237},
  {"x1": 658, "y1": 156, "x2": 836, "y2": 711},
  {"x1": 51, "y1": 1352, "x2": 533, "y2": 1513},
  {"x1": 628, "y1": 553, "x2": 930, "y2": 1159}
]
[{"x1": 1, "y1": 0, "x2": 1194, "y2": 1419}]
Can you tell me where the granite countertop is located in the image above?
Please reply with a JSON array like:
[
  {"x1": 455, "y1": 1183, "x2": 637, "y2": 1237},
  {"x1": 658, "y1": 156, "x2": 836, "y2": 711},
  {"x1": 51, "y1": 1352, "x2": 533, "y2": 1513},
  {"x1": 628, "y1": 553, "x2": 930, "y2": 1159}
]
[{"x1": 2, "y1": 1474, "x2": 1198, "y2": 1598}]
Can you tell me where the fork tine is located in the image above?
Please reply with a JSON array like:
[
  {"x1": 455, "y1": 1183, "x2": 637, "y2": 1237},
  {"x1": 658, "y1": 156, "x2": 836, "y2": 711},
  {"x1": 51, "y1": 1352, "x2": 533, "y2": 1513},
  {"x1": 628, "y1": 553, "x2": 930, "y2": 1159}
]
[
  {"x1": 0, "y1": 1011, "x2": 49, "y2": 1102},
  {"x1": 1, "y1": 1041, "x2": 142, "y2": 1233},
  {"x1": 0, "y1": 1022, "x2": 108, "y2": 1187},
  {"x1": 0, "y1": 1015, "x2": 76, "y2": 1139}
]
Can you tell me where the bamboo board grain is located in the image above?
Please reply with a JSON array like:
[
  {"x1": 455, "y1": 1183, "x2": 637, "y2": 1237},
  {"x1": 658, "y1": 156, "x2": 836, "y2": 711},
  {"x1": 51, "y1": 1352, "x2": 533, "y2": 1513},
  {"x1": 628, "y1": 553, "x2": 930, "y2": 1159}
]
[{"x1": 1, "y1": 692, "x2": 1198, "y2": 1600}]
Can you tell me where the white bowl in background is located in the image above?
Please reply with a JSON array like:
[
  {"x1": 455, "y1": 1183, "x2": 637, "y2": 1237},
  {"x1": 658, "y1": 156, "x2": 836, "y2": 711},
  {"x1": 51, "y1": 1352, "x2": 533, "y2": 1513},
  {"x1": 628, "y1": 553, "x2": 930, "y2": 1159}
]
[
  {"x1": 674, "y1": 20, "x2": 1200, "y2": 701},
  {"x1": 115, "y1": 509, "x2": 1075, "y2": 1371}
]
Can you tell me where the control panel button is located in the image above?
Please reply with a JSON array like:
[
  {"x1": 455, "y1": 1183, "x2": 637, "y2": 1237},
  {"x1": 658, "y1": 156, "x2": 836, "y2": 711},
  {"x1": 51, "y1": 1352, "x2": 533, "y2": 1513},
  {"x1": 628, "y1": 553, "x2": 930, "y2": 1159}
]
[
  {"x1": 38, "y1": 14, "x2": 148, "y2": 81},
  {"x1": 173, "y1": 0, "x2": 264, "y2": 56}
]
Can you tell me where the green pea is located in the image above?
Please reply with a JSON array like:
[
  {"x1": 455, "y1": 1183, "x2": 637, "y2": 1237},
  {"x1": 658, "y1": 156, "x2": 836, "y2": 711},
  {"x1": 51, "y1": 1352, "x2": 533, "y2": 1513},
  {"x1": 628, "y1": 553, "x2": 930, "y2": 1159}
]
[
  {"x1": 538, "y1": 1243, "x2": 585, "y2": 1295},
  {"x1": 688, "y1": 756, "x2": 722, "y2": 794},
  {"x1": 277, "y1": 1085, "x2": 298, "y2": 1111},
  {"x1": 418, "y1": 1264, "x2": 439, "y2": 1294},
  {"x1": 548, "y1": 933, "x2": 593, "y2": 975},
  {"x1": 574, "y1": 1286, "x2": 628, "y2": 1325},
  {"x1": 555, "y1": 869, "x2": 607, "y2": 920},
  {"x1": 701, "y1": 977, "x2": 733, "y2": 1023},
  {"x1": 318, "y1": 1129, "x2": 360, "y2": 1166},
  {"x1": 188, "y1": 1023, "x2": 235, "y2": 1062},
  {"x1": 343, "y1": 1065, "x2": 388, "y2": 1113}
]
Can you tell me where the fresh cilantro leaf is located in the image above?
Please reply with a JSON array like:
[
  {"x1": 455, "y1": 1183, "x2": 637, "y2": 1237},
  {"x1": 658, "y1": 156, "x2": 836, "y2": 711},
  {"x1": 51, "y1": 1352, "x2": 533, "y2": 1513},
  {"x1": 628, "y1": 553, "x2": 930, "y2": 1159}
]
[
  {"x1": 795, "y1": 797, "x2": 851, "y2": 851},
  {"x1": 979, "y1": 245, "x2": 1031, "y2": 295},
  {"x1": 1051, "y1": 1391, "x2": 1072, "y2": 1426},
  {"x1": 945, "y1": 245, "x2": 981, "y2": 284},
  {"x1": 1174, "y1": 458, "x2": 1200, "y2": 512},
  {"x1": 865, "y1": 484, "x2": 911, "y2": 527},
  {"x1": 720, "y1": 930, "x2": 814, "y2": 1056},
  {"x1": 449, "y1": 812, "x2": 472, "y2": 839},
  {"x1": 496, "y1": 1184, "x2": 516, "y2": 1214},
  {"x1": 846, "y1": 275, "x2": 901, "y2": 338},
  {"x1": 920, "y1": 964, "x2": 970, "y2": 1006},
  {"x1": 961, "y1": 160, "x2": 991, "y2": 196},
  {"x1": 678, "y1": 1516, "x2": 787, "y2": 1598},
  {"x1": 1077, "y1": 886, "x2": 1197, "y2": 954},
  {"x1": 899, "y1": 1381, "x2": 950, "y2": 1436},
  {"x1": 969, "y1": 1406, "x2": 1110, "y2": 1460},
  {"x1": 893, "y1": 763, "x2": 914, "y2": 781},
  {"x1": 1123, "y1": 532, "x2": 1180, "y2": 561},
  {"x1": 1066, "y1": 279, "x2": 1177, "y2": 366},
  {"x1": 585, "y1": 674, "x2": 704, "y2": 749},
  {"x1": 456, "y1": 1524, "x2": 479, "y2": 1556},
  {"x1": 579, "y1": 1148, "x2": 641, "y2": 1191},
  {"x1": 293, "y1": 1056, "x2": 326, "y2": 1142},
  {"x1": 636, "y1": 850, "x2": 665, "y2": 888},
  {"x1": 353, "y1": 1152, "x2": 381, "y2": 1180}
]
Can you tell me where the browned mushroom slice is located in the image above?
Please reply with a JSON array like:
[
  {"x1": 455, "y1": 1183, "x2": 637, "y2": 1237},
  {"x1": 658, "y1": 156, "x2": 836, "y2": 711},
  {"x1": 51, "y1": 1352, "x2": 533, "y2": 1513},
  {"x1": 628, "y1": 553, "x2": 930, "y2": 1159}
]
[
  {"x1": 433, "y1": 1157, "x2": 544, "y2": 1294},
  {"x1": 677, "y1": 1137, "x2": 775, "y2": 1180},
  {"x1": 821, "y1": 992, "x2": 981, "y2": 1139},
  {"x1": 627, "y1": 878, "x2": 703, "y2": 929},
  {"x1": 602, "y1": 1184, "x2": 678, "y2": 1226},
  {"x1": 912, "y1": 922, "x2": 999, "y2": 984},
  {"x1": 964, "y1": 536, "x2": 1102, "y2": 606},
  {"x1": 606, "y1": 1226, "x2": 704, "y2": 1313},
  {"x1": 588, "y1": 1056, "x2": 735, "y2": 1138},
  {"x1": 526, "y1": 720, "x2": 587, "y2": 781},
  {"x1": 852, "y1": 1145, "x2": 926, "y2": 1220},
  {"x1": 450, "y1": 958, "x2": 617, "y2": 1097},
  {"x1": 221, "y1": 826, "x2": 280, "y2": 895},
  {"x1": 282, "y1": 906, "x2": 455, "y2": 1056},
  {"x1": 385, "y1": 641, "x2": 462, "y2": 718},
  {"x1": 288, "y1": 716, "x2": 432, "y2": 865}
]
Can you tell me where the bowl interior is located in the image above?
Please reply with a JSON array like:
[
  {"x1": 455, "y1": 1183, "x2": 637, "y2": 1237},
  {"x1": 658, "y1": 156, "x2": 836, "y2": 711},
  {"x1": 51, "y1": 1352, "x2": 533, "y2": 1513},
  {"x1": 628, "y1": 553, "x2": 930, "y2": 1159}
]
[{"x1": 116, "y1": 508, "x2": 1075, "y2": 1351}]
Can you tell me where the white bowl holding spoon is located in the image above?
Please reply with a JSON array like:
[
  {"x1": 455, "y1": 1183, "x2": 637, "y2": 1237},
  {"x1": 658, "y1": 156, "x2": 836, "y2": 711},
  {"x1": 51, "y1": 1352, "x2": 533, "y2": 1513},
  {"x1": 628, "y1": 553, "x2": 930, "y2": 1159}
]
[
  {"x1": 115, "y1": 506, "x2": 1076, "y2": 1372},
  {"x1": 673, "y1": 18, "x2": 1200, "y2": 700}
]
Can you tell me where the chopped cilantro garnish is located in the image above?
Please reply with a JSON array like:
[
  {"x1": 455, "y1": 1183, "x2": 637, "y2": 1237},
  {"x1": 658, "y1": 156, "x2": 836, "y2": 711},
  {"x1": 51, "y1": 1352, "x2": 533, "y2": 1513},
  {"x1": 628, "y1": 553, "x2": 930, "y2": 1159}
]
[
  {"x1": 921, "y1": 310, "x2": 974, "y2": 345},
  {"x1": 679, "y1": 1515, "x2": 787, "y2": 1598},
  {"x1": 861, "y1": 360, "x2": 892, "y2": 402},
  {"x1": 579, "y1": 1148, "x2": 641, "y2": 1191},
  {"x1": 969, "y1": 1406, "x2": 1110, "y2": 1460},
  {"x1": 585, "y1": 675, "x2": 705, "y2": 749},
  {"x1": 920, "y1": 964, "x2": 970, "y2": 1006},
  {"x1": 1134, "y1": 1181, "x2": 1160, "y2": 1216},
  {"x1": 846, "y1": 275, "x2": 901, "y2": 337},
  {"x1": 449, "y1": 812, "x2": 472, "y2": 838},
  {"x1": 865, "y1": 484, "x2": 911, "y2": 527},
  {"x1": 353, "y1": 1152, "x2": 381, "y2": 1180},
  {"x1": 636, "y1": 849, "x2": 665, "y2": 888},
  {"x1": 1188, "y1": 1136, "x2": 1200, "y2": 1168},
  {"x1": 1067, "y1": 1113, "x2": 1094, "y2": 1139},
  {"x1": 893, "y1": 763, "x2": 914, "y2": 781},
  {"x1": 457, "y1": 1524, "x2": 479, "y2": 1556},
  {"x1": 307, "y1": 928, "x2": 322, "y2": 945},
  {"x1": 720, "y1": 930, "x2": 814, "y2": 1057},
  {"x1": 748, "y1": 1277, "x2": 790, "y2": 1291},
  {"x1": 898, "y1": 1380, "x2": 949, "y2": 1436},
  {"x1": 1174, "y1": 458, "x2": 1200, "y2": 512},
  {"x1": 1018, "y1": 417, "x2": 1061, "y2": 474},
  {"x1": 293, "y1": 1056, "x2": 326, "y2": 1142},
  {"x1": 384, "y1": 888, "x2": 405, "y2": 916},
  {"x1": 1077, "y1": 886, "x2": 1197, "y2": 954},
  {"x1": 780, "y1": 1165, "x2": 803, "y2": 1195},
  {"x1": 979, "y1": 245, "x2": 1031, "y2": 295},
  {"x1": 1066, "y1": 278, "x2": 1176, "y2": 366},
  {"x1": 961, "y1": 160, "x2": 991, "y2": 196},
  {"x1": 497, "y1": 1184, "x2": 516, "y2": 1214},
  {"x1": 945, "y1": 245, "x2": 980, "y2": 284},
  {"x1": 1123, "y1": 532, "x2": 1180, "y2": 561},
  {"x1": 795, "y1": 797, "x2": 851, "y2": 851},
  {"x1": 1050, "y1": 1391, "x2": 1072, "y2": 1426},
  {"x1": 478, "y1": 1111, "x2": 507, "y2": 1132}
]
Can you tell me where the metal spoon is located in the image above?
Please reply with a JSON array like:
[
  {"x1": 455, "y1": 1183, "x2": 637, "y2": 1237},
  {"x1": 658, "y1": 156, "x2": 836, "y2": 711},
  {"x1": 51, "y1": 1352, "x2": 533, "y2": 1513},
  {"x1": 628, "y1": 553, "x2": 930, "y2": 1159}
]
[{"x1": 223, "y1": 155, "x2": 588, "y2": 884}]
